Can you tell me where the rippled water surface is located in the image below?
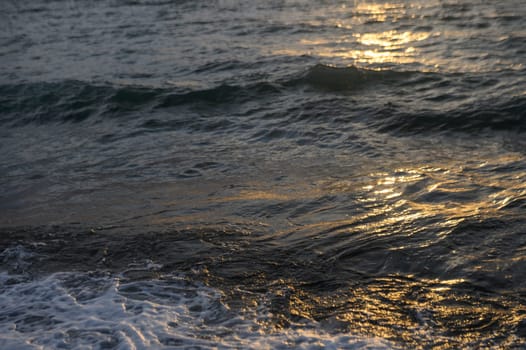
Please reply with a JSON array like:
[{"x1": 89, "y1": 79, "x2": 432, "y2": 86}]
[{"x1": 1, "y1": 0, "x2": 526, "y2": 348}]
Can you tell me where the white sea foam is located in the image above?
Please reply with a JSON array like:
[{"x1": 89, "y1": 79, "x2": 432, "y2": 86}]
[
  {"x1": 0, "y1": 245, "x2": 37, "y2": 274},
  {"x1": 0, "y1": 270, "x2": 393, "y2": 350}
]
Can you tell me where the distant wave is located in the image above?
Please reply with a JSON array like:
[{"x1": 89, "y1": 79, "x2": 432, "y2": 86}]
[
  {"x1": 0, "y1": 81, "x2": 159, "y2": 125},
  {"x1": 0, "y1": 64, "x2": 424, "y2": 123},
  {"x1": 158, "y1": 82, "x2": 281, "y2": 107},
  {"x1": 375, "y1": 94, "x2": 526, "y2": 134},
  {"x1": 292, "y1": 63, "x2": 416, "y2": 91},
  {"x1": 0, "y1": 80, "x2": 281, "y2": 126},
  {"x1": 1, "y1": 65, "x2": 524, "y2": 134}
]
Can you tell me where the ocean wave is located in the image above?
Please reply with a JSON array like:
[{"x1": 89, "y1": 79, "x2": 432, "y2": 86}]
[
  {"x1": 157, "y1": 82, "x2": 281, "y2": 108},
  {"x1": 0, "y1": 80, "x2": 281, "y2": 126},
  {"x1": 0, "y1": 269, "x2": 394, "y2": 350},
  {"x1": 375, "y1": 94, "x2": 526, "y2": 134},
  {"x1": 291, "y1": 63, "x2": 416, "y2": 91},
  {"x1": 0, "y1": 81, "x2": 123, "y2": 126},
  {"x1": 1, "y1": 65, "x2": 524, "y2": 135},
  {"x1": 1, "y1": 224, "x2": 525, "y2": 348},
  {"x1": 0, "y1": 65, "x2": 421, "y2": 126}
]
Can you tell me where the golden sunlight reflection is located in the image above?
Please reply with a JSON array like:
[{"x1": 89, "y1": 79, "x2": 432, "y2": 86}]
[
  {"x1": 355, "y1": 31, "x2": 431, "y2": 48},
  {"x1": 260, "y1": 274, "x2": 524, "y2": 346},
  {"x1": 153, "y1": 152, "x2": 525, "y2": 252},
  {"x1": 272, "y1": 2, "x2": 448, "y2": 69},
  {"x1": 354, "y1": 3, "x2": 407, "y2": 23},
  {"x1": 276, "y1": 41, "x2": 424, "y2": 66},
  {"x1": 216, "y1": 189, "x2": 294, "y2": 202},
  {"x1": 325, "y1": 276, "x2": 522, "y2": 346},
  {"x1": 258, "y1": 153, "x2": 526, "y2": 245}
]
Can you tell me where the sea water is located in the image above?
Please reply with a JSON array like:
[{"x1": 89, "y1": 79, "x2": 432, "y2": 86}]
[{"x1": 1, "y1": 0, "x2": 526, "y2": 348}]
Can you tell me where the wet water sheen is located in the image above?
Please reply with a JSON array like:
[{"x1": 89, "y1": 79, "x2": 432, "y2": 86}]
[{"x1": 1, "y1": 0, "x2": 526, "y2": 348}]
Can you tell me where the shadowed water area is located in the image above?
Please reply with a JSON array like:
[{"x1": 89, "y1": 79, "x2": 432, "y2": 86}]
[{"x1": 1, "y1": 0, "x2": 526, "y2": 348}]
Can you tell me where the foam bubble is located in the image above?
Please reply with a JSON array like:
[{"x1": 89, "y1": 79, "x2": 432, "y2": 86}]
[{"x1": 0, "y1": 271, "x2": 393, "y2": 349}]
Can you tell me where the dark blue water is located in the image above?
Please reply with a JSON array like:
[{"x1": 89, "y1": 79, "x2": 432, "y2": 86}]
[{"x1": 1, "y1": 0, "x2": 526, "y2": 348}]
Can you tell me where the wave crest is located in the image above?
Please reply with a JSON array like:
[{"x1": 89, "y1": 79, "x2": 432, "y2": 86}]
[
  {"x1": 1, "y1": 66, "x2": 524, "y2": 135},
  {"x1": 375, "y1": 94, "x2": 526, "y2": 134},
  {"x1": 296, "y1": 64, "x2": 414, "y2": 91}
]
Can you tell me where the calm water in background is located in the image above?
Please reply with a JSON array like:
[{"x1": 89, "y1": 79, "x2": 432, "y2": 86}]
[{"x1": 1, "y1": 0, "x2": 526, "y2": 348}]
